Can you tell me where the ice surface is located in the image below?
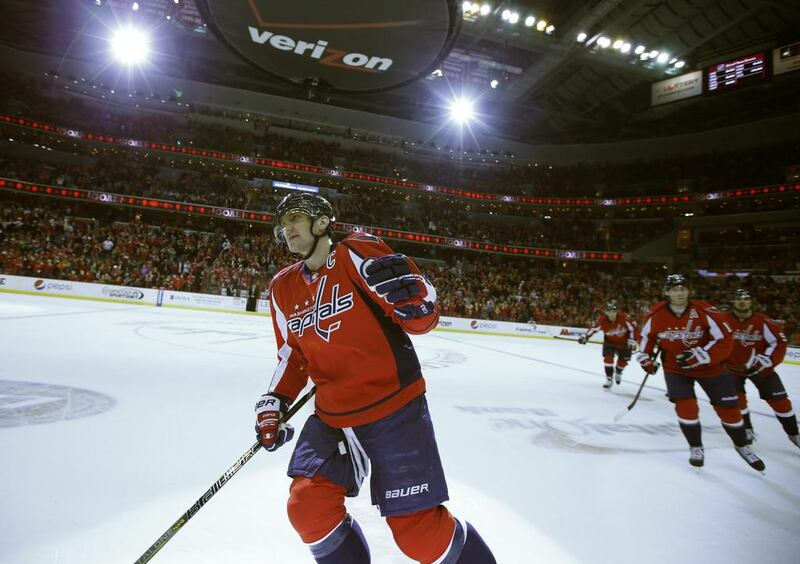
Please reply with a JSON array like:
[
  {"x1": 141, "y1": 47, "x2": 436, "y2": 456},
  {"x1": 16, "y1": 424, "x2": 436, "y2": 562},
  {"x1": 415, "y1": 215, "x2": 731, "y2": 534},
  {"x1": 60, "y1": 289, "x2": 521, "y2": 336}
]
[{"x1": 1, "y1": 293, "x2": 798, "y2": 563}]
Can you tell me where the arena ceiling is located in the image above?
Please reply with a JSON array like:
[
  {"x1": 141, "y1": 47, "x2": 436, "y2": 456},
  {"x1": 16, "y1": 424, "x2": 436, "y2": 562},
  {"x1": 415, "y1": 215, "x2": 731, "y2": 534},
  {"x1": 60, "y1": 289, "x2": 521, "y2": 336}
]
[{"x1": 1, "y1": 0, "x2": 799, "y2": 144}]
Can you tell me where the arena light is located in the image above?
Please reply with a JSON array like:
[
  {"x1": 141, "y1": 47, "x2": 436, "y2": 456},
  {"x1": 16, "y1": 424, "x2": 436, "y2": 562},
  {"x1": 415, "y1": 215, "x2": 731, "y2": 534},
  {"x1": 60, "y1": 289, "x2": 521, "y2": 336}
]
[
  {"x1": 674, "y1": 60, "x2": 685, "y2": 69},
  {"x1": 634, "y1": 45, "x2": 645, "y2": 55},
  {"x1": 509, "y1": 12, "x2": 519, "y2": 24},
  {"x1": 621, "y1": 42, "x2": 631, "y2": 53},
  {"x1": 110, "y1": 27, "x2": 150, "y2": 65},
  {"x1": 545, "y1": 24, "x2": 555, "y2": 35},
  {"x1": 450, "y1": 97, "x2": 475, "y2": 123},
  {"x1": 577, "y1": 32, "x2": 587, "y2": 42},
  {"x1": 501, "y1": 9, "x2": 510, "y2": 20},
  {"x1": 525, "y1": 15, "x2": 535, "y2": 27},
  {"x1": 480, "y1": 4, "x2": 491, "y2": 16},
  {"x1": 657, "y1": 52, "x2": 669, "y2": 64},
  {"x1": 612, "y1": 39, "x2": 623, "y2": 49},
  {"x1": 490, "y1": 79, "x2": 498, "y2": 89},
  {"x1": 536, "y1": 20, "x2": 546, "y2": 31}
]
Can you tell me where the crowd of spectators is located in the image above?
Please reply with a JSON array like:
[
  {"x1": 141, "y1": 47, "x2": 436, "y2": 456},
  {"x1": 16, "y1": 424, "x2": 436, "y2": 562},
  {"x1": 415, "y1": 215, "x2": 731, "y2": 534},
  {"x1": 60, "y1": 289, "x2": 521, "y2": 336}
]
[
  {"x1": 0, "y1": 154, "x2": 674, "y2": 252},
  {"x1": 2, "y1": 199, "x2": 798, "y2": 344},
  {"x1": 3, "y1": 72, "x2": 799, "y2": 201}
]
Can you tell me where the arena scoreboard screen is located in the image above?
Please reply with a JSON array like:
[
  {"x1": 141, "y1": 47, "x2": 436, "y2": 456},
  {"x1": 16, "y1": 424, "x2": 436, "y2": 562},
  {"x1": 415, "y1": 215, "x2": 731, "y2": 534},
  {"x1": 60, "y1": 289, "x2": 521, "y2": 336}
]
[{"x1": 706, "y1": 52, "x2": 766, "y2": 92}]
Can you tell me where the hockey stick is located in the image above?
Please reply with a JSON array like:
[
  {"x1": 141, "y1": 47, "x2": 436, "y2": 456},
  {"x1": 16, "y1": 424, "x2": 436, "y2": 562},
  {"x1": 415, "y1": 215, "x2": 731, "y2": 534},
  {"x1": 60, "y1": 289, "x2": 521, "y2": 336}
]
[
  {"x1": 614, "y1": 346, "x2": 660, "y2": 422},
  {"x1": 133, "y1": 386, "x2": 317, "y2": 564}
]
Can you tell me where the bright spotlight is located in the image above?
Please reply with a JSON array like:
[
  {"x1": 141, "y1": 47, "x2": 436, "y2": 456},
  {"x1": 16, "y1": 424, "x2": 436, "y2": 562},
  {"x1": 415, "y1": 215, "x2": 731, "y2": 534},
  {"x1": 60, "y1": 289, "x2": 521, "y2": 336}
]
[
  {"x1": 450, "y1": 97, "x2": 475, "y2": 123},
  {"x1": 509, "y1": 12, "x2": 519, "y2": 24},
  {"x1": 634, "y1": 45, "x2": 645, "y2": 55},
  {"x1": 111, "y1": 27, "x2": 150, "y2": 65},
  {"x1": 674, "y1": 60, "x2": 685, "y2": 69},
  {"x1": 621, "y1": 43, "x2": 631, "y2": 53},
  {"x1": 480, "y1": 4, "x2": 491, "y2": 16},
  {"x1": 536, "y1": 20, "x2": 546, "y2": 31},
  {"x1": 501, "y1": 9, "x2": 510, "y2": 20},
  {"x1": 525, "y1": 15, "x2": 535, "y2": 27},
  {"x1": 490, "y1": 79, "x2": 499, "y2": 89},
  {"x1": 612, "y1": 39, "x2": 623, "y2": 49},
  {"x1": 657, "y1": 52, "x2": 669, "y2": 64},
  {"x1": 577, "y1": 32, "x2": 587, "y2": 42}
]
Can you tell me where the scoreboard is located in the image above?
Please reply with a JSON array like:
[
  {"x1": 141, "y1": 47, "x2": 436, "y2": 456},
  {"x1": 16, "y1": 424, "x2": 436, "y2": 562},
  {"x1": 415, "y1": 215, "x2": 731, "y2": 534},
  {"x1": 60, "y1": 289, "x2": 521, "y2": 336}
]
[{"x1": 706, "y1": 52, "x2": 766, "y2": 92}]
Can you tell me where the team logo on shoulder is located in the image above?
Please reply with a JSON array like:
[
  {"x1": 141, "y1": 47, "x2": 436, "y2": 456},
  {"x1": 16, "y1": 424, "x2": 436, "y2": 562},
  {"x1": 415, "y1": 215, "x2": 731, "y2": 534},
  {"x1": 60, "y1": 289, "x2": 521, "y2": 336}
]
[{"x1": 287, "y1": 275, "x2": 353, "y2": 342}]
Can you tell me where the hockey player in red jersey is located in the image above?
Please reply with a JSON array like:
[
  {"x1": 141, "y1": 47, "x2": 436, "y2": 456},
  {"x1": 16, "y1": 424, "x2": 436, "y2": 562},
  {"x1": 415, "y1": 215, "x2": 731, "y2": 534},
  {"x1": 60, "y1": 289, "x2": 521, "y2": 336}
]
[
  {"x1": 724, "y1": 289, "x2": 799, "y2": 449},
  {"x1": 636, "y1": 274, "x2": 765, "y2": 471},
  {"x1": 254, "y1": 193, "x2": 496, "y2": 564},
  {"x1": 578, "y1": 300, "x2": 637, "y2": 389}
]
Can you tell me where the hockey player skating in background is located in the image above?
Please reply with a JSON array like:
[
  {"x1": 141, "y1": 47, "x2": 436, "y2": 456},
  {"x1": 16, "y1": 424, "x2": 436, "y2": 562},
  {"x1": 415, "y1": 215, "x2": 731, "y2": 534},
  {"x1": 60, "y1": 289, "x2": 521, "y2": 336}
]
[
  {"x1": 636, "y1": 274, "x2": 765, "y2": 471},
  {"x1": 578, "y1": 300, "x2": 637, "y2": 389},
  {"x1": 723, "y1": 288, "x2": 799, "y2": 449},
  {"x1": 254, "y1": 193, "x2": 496, "y2": 563}
]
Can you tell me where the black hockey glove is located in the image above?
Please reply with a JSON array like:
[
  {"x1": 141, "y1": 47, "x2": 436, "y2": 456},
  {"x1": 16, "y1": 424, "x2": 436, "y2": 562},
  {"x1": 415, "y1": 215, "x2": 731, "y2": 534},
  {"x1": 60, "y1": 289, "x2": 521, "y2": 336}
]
[
  {"x1": 362, "y1": 254, "x2": 435, "y2": 320},
  {"x1": 362, "y1": 254, "x2": 420, "y2": 303}
]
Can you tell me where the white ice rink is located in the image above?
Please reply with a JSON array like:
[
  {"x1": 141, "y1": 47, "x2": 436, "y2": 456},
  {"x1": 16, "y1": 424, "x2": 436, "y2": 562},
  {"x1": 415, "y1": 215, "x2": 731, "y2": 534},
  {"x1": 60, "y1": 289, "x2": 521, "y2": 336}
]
[{"x1": 1, "y1": 293, "x2": 799, "y2": 564}]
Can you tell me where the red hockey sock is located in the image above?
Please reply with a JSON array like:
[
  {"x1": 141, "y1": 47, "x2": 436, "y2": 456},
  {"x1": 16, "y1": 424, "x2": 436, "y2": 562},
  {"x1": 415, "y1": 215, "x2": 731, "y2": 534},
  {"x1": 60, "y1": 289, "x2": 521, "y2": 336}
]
[
  {"x1": 287, "y1": 475, "x2": 347, "y2": 544},
  {"x1": 386, "y1": 506, "x2": 456, "y2": 564}
]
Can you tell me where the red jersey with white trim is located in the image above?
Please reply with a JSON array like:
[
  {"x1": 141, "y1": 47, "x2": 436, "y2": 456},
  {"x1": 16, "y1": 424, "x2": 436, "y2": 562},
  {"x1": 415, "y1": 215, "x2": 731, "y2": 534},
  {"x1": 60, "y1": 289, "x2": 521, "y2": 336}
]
[
  {"x1": 584, "y1": 312, "x2": 636, "y2": 349},
  {"x1": 637, "y1": 300, "x2": 733, "y2": 377},
  {"x1": 267, "y1": 233, "x2": 439, "y2": 429},
  {"x1": 722, "y1": 312, "x2": 788, "y2": 376}
]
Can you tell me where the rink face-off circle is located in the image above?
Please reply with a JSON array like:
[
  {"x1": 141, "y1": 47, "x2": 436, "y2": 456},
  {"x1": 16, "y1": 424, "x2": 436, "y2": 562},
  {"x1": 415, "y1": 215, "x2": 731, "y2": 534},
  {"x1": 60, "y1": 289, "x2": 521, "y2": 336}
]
[{"x1": 0, "y1": 380, "x2": 115, "y2": 427}]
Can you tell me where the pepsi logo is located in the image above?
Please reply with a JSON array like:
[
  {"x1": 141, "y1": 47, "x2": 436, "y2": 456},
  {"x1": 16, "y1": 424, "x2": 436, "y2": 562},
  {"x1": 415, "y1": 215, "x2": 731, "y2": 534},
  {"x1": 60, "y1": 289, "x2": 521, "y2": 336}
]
[{"x1": 34, "y1": 279, "x2": 45, "y2": 290}]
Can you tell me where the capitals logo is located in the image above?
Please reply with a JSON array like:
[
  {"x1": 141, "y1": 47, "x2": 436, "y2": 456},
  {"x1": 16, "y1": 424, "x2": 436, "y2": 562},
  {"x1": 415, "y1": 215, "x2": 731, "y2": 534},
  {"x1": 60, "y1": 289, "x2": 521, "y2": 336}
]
[
  {"x1": 732, "y1": 325, "x2": 762, "y2": 347},
  {"x1": 287, "y1": 275, "x2": 354, "y2": 342}
]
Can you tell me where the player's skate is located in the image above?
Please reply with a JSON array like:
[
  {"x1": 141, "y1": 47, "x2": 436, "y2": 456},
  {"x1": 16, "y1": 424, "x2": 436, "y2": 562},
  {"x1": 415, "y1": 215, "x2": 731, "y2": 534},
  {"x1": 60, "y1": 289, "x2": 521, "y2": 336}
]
[
  {"x1": 614, "y1": 370, "x2": 622, "y2": 385},
  {"x1": 788, "y1": 434, "x2": 800, "y2": 449},
  {"x1": 689, "y1": 446, "x2": 704, "y2": 468},
  {"x1": 603, "y1": 376, "x2": 613, "y2": 389},
  {"x1": 744, "y1": 428, "x2": 756, "y2": 445},
  {"x1": 734, "y1": 445, "x2": 765, "y2": 472}
]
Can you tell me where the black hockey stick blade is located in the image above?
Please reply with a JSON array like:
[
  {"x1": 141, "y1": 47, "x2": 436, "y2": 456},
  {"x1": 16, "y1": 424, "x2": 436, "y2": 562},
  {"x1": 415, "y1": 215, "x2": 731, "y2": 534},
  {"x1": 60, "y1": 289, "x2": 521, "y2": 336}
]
[{"x1": 133, "y1": 386, "x2": 317, "y2": 564}]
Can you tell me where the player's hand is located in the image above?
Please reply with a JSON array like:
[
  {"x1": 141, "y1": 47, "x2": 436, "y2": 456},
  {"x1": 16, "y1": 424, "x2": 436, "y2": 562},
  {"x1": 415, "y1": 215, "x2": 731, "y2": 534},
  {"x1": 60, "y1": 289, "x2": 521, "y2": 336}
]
[
  {"x1": 577, "y1": 335, "x2": 588, "y2": 345},
  {"x1": 675, "y1": 347, "x2": 711, "y2": 370},
  {"x1": 255, "y1": 394, "x2": 294, "y2": 452},
  {"x1": 362, "y1": 254, "x2": 435, "y2": 320},
  {"x1": 636, "y1": 352, "x2": 660, "y2": 374},
  {"x1": 746, "y1": 353, "x2": 773, "y2": 377}
]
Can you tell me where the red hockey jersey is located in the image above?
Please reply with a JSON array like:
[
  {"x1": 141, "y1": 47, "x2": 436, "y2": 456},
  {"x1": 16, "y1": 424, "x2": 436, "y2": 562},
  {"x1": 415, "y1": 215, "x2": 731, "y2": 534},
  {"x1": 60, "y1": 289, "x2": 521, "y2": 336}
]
[
  {"x1": 722, "y1": 312, "x2": 788, "y2": 376},
  {"x1": 584, "y1": 312, "x2": 636, "y2": 349},
  {"x1": 267, "y1": 234, "x2": 439, "y2": 428},
  {"x1": 637, "y1": 300, "x2": 733, "y2": 377}
]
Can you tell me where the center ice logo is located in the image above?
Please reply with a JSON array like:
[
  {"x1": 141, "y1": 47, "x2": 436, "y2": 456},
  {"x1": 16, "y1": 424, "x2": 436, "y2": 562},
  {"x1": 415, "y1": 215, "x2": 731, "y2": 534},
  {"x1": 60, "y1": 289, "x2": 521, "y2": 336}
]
[{"x1": 0, "y1": 380, "x2": 115, "y2": 428}]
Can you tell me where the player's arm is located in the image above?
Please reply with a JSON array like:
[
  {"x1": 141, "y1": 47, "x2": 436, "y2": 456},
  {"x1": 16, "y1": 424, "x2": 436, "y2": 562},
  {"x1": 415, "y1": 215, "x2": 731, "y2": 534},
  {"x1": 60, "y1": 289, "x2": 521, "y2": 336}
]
[
  {"x1": 625, "y1": 316, "x2": 638, "y2": 350},
  {"x1": 342, "y1": 234, "x2": 438, "y2": 335},
  {"x1": 266, "y1": 285, "x2": 310, "y2": 401},
  {"x1": 578, "y1": 319, "x2": 601, "y2": 344},
  {"x1": 747, "y1": 316, "x2": 789, "y2": 375},
  {"x1": 635, "y1": 315, "x2": 659, "y2": 373},
  {"x1": 676, "y1": 310, "x2": 733, "y2": 369}
]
